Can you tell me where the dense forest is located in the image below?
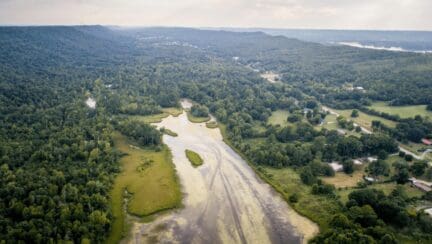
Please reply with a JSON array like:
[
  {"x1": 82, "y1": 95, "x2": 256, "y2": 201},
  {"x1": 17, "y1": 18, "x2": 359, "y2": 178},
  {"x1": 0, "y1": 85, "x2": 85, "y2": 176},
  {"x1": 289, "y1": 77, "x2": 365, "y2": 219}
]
[{"x1": 1, "y1": 26, "x2": 432, "y2": 243}]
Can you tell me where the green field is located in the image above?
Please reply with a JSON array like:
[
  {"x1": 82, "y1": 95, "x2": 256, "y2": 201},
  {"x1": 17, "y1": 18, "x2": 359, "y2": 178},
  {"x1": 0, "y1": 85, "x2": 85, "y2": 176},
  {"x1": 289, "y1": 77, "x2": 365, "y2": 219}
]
[
  {"x1": 185, "y1": 149, "x2": 204, "y2": 167},
  {"x1": 337, "y1": 183, "x2": 424, "y2": 204},
  {"x1": 260, "y1": 167, "x2": 340, "y2": 231},
  {"x1": 334, "y1": 108, "x2": 396, "y2": 130},
  {"x1": 369, "y1": 102, "x2": 432, "y2": 119},
  {"x1": 321, "y1": 164, "x2": 366, "y2": 188},
  {"x1": 268, "y1": 110, "x2": 290, "y2": 126},
  {"x1": 106, "y1": 132, "x2": 181, "y2": 243},
  {"x1": 319, "y1": 113, "x2": 338, "y2": 131}
]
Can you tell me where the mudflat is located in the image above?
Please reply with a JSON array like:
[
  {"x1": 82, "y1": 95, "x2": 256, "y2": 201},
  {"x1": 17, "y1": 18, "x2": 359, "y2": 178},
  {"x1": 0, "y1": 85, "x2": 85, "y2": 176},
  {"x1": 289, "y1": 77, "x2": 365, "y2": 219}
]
[{"x1": 129, "y1": 101, "x2": 318, "y2": 244}]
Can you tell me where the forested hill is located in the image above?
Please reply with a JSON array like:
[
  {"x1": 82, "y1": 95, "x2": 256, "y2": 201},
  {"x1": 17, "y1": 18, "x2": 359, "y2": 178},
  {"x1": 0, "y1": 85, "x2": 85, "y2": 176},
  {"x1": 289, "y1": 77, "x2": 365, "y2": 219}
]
[
  {"x1": 126, "y1": 27, "x2": 432, "y2": 106},
  {"x1": 0, "y1": 26, "x2": 132, "y2": 74}
]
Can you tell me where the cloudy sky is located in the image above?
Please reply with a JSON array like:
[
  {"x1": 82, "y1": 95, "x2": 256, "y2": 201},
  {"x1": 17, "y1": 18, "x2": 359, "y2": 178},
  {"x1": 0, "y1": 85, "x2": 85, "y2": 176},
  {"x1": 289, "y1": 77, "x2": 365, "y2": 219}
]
[{"x1": 1, "y1": 0, "x2": 431, "y2": 30}]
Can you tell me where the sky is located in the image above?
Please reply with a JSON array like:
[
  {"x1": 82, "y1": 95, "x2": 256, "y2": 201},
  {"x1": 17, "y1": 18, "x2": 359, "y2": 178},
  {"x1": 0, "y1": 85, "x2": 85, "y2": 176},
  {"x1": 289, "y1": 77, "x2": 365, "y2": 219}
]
[{"x1": 1, "y1": 0, "x2": 432, "y2": 30}]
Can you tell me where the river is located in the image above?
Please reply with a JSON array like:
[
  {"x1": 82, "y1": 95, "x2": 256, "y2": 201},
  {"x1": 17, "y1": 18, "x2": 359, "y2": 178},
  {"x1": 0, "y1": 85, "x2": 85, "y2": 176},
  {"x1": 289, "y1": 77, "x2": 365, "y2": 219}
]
[{"x1": 129, "y1": 100, "x2": 318, "y2": 244}]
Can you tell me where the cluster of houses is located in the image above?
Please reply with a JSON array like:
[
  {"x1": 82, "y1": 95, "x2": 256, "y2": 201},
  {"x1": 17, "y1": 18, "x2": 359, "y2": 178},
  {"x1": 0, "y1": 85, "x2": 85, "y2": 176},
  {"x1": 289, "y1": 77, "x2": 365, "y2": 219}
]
[{"x1": 329, "y1": 157, "x2": 377, "y2": 173}]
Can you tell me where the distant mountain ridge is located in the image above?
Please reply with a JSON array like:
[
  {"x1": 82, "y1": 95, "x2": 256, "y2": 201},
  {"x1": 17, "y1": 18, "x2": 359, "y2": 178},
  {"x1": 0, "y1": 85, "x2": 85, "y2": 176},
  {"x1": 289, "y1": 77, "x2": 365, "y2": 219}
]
[{"x1": 208, "y1": 28, "x2": 432, "y2": 53}]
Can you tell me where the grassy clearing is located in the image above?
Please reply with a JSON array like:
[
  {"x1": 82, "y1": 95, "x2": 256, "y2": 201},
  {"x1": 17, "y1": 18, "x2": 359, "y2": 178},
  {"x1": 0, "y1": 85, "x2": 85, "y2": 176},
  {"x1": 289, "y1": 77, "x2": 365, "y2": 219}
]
[
  {"x1": 261, "y1": 167, "x2": 341, "y2": 231},
  {"x1": 333, "y1": 108, "x2": 396, "y2": 130},
  {"x1": 186, "y1": 112, "x2": 210, "y2": 123},
  {"x1": 321, "y1": 165, "x2": 366, "y2": 188},
  {"x1": 337, "y1": 183, "x2": 424, "y2": 204},
  {"x1": 369, "y1": 102, "x2": 432, "y2": 119},
  {"x1": 371, "y1": 183, "x2": 424, "y2": 198},
  {"x1": 268, "y1": 110, "x2": 290, "y2": 126},
  {"x1": 107, "y1": 132, "x2": 181, "y2": 243},
  {"x1": 319, "y1": 113, "x2": 338, "y2": 131},
  {"x1": 185, "y1": 149, "x2": 204, "y2": 167},
  {"x1": 129, "y1": 107, "x2": 183, "y2": 123},
  {"x1": 205, "y1": 121, "x2": 218, "y2": 129}
]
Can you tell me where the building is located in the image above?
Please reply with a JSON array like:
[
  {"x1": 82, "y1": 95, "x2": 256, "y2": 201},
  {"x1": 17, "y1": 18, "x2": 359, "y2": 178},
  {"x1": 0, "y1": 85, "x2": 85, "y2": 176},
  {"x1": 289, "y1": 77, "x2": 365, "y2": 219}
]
[
  {"x1": 409, "y1": 177, "x2": 432, "y2": 192},
  {"x1": 422, "y1": 138, "x2": 432, "y2": 146},
  {"x1": 425, "y1": 208, "x2": 432, "y2": 217}
]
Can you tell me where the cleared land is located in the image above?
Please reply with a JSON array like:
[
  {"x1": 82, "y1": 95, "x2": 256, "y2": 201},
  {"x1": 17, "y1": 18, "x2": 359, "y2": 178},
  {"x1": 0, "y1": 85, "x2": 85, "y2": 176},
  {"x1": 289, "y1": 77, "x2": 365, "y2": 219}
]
[
  {"x1": 260, "y1": 71, "x2": 280, "y2": 83},
  {"x1": 106, "y1": 132, "x2": 181, "y2": 243},
  {"x1": 337, "y1": 183, "x2": 424, "y2": 203},
  {"x1": 334, "y1": 108, "x2": 396, "y2": 130},
  {"x1": 319, "y1": 113, "x2": 338, "y2": 131},
  {"x1": 260, "y1": 166, "x2": 340, "y2": 232},
  {"x1": 268, "y1": 110, "x2": 290, "y2": 126},
  {"x1": 369, "y1": 102, "x2": 432, "y2": 118},
  {"x1": 321, "y1": 165, "x2": 365, "y2": 188},
  {"x1": 185, "y1": 149, "x2": 204, "y2": 167}
]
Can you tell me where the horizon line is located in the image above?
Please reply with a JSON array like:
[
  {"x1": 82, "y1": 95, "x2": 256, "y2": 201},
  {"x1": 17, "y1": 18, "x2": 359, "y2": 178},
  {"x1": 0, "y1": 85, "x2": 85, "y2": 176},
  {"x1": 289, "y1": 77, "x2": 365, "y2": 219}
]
[{"x1": 0, "y1": 24, "x2": 432, "y2": 32}]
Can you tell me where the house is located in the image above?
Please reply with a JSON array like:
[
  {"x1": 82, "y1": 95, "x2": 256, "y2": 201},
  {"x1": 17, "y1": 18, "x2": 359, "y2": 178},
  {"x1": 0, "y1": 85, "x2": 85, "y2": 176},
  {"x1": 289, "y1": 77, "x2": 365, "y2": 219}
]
[
  {"x1": 367, "y1": 157, "x2": 378, "y2": 163},
  {"x1": 409, "y1": 177, "x2": 432, "y2": 192},
  {"x1": 422, "y1": 138, "x2": 432, "y2": 146},
  {"x1": 353, "y1": 159, "x2": 363, "y2": 165},
  {"x1": 364, "y1": 176, "x2": 377, "y2": 182},
  {"x1": 337, "y1": 129, "x2": 347, "y2": 136},
  {"x1": 329, "y1": 162, "x2": 343, "y2": 172},
  {"x1": 425, "y1": 208, "x2": 432, "y2": 217}
]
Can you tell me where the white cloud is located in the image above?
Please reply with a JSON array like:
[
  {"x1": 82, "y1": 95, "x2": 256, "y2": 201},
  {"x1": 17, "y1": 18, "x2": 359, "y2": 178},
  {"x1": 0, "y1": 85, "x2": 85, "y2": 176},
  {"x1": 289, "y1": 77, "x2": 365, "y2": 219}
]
[{"x1": 0, "y1": 0, "x2": 431, "y2": 30}]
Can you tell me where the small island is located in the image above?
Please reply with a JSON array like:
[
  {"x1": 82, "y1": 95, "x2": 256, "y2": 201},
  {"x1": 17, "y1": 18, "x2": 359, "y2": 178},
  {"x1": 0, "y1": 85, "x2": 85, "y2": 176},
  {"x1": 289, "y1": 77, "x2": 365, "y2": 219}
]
[
  {"x1": 185, "y1": 149, "x2": 204, "y2": 167},
  {"x1": 187, "y1": 104, "x2": 211, "y2": 123}
]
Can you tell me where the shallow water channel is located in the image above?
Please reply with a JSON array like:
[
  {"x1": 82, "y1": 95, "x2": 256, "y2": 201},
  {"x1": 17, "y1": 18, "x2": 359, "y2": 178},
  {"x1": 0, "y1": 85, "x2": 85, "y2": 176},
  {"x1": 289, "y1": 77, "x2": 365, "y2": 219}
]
[{"x1": 130, "y1": 101, "x2": 317, "y2": 244}]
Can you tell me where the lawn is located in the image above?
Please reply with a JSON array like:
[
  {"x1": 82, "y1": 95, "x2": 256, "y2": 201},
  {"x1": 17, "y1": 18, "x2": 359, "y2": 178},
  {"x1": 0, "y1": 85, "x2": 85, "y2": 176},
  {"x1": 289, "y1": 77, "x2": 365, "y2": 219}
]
[
  {"x1": 336, "y1": 183, "x2": 424, "y2": 204},
  {"x1": 185, "y1": 149, "x2": 204, "y2": 167},
  {"x1": 321, "y1": 164, "x2": 366, "y2": 188},
  {"x1": 369, "y1": 102, "x2": 432, "y2": 119},
  {"x1": 106, "y1": 132, "x2": 181, "y2": 243},
  {"x1": 333, "y1": 108, "x2": 396, "y2": 130},
  {"x1": 268, "y1": 110, "x2": 290, "y2": 126},
  {"x1": 319, "y1": 113, "x2": 338, "y2": 131}
]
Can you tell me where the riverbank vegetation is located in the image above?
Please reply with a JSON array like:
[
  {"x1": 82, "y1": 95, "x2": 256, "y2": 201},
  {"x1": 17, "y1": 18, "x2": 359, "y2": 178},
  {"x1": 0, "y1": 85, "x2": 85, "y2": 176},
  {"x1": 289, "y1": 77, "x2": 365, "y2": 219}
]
[
  {"x1": 107, "y1": 132, "x2": 181, "y2": 243},
  {"x1": 185, "y1": 149, "x2": 204, "y2": 167},
  {"x1": 205, "y1": 121, "x2": 218, "y2": 129},
  {"x1": 160, "y1": 127, "x2": 178, "y2": 137}
]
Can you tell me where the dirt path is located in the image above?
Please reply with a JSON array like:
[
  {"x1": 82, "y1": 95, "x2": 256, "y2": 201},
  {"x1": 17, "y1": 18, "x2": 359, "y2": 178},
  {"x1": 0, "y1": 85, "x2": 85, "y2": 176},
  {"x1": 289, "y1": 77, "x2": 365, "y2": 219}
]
[{"x1": 128, "y1": 102, "x2": 318, "y2": 244}]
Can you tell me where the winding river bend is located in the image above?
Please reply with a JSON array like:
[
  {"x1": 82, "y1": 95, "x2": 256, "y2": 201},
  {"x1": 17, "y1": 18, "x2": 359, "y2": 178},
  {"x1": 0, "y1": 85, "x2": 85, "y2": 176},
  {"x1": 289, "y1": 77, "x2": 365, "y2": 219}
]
[{"x1": 130, "y1": 100, "x2": 318, "y2": 244}]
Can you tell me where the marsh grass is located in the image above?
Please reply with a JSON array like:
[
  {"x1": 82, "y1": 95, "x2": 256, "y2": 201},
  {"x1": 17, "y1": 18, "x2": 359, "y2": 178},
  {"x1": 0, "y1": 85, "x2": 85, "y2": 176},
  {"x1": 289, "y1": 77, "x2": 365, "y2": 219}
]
[
  {"x1": 185, "y1": 149, "x2": 204, "y2": 167},
  {"x1": 106, "y1": 132, "x2": 181, "y2": 243}
]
